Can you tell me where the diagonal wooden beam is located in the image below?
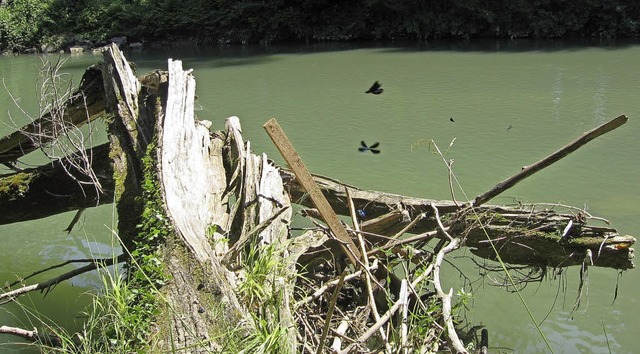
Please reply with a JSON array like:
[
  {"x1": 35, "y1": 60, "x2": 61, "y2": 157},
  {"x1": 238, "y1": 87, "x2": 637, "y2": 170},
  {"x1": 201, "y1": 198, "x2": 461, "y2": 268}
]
[{"x1": 263, "y1": 118, "x2": 362, "y2": 266}]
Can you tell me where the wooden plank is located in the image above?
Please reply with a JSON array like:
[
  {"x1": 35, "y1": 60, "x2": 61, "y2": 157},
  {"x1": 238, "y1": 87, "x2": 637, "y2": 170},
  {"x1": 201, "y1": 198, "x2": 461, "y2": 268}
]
[{"x1": 263, "y1": 118, "x2": 362, "y2": 266}]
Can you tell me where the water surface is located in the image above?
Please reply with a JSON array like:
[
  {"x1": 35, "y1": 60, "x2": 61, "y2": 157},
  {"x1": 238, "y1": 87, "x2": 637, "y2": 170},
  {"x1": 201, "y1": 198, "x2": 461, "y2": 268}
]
[{"x1": 1, "y1": 40, "x2": 639, "y2": 352}]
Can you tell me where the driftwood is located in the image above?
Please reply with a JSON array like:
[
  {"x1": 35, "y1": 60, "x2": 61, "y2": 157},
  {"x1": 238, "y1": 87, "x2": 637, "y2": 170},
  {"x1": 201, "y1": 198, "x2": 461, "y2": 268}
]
[
  {"x1": 0, "y1": 45, "x2": 636, "y2": 352},
  {"x1": 264, "y1": 117, "x2": 362, "y2": 266},
  {"x1": 0, "y1": 143, "x2": 113, "y2": 224},
  {"x1": 0, "y1": 325, "x2": 63, "y2": 347},
  {"x1": 281, "y1": 166, "x2": 635, "y2": 270},
  {"x1": 0, "y1": 65, "x2": 106, "y2": 163}
]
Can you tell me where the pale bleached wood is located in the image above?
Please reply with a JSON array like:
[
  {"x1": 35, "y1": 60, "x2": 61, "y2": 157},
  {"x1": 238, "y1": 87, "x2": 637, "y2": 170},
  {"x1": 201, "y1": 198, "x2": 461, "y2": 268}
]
[
  {"x1": 161, "y1": 59, "x2": 228, "y2": 264},
  {"x1": 158, "y1": 59, "x2": 249, "y2": 345},
  {"x1": 102, "y1": 43, "x2": 150, "y2": 158},
  {"x1": 264, "y1": 117, "x2": 362, "y2": 266},
  {"x1": 224, "y1": 117, "x2": 297, "y2": 352}
]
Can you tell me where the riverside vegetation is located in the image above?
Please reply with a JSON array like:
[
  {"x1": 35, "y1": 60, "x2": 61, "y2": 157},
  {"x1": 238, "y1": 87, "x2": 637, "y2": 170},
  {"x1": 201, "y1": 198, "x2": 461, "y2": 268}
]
[{"x1": 1, "y1": 0, "x2": 640, "y2": 53}]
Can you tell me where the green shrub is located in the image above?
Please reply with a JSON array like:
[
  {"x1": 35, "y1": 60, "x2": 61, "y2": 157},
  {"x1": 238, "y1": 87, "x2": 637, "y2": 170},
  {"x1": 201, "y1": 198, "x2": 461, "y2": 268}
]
[{"x1": 0, "y1": 0, "x2": 52, "y2": 52}]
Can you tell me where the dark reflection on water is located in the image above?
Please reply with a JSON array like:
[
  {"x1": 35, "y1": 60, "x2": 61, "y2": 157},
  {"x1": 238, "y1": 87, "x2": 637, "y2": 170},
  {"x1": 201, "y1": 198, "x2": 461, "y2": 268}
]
[{"x1": 122, "y1": 37, "x2": 640, "y2": 61}]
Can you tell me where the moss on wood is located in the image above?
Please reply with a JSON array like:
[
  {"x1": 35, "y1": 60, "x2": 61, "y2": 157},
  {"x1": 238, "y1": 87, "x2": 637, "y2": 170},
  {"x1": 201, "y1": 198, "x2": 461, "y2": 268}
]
[{"x1": 0, "y1": 170, "x2": 37, "y2": 201}]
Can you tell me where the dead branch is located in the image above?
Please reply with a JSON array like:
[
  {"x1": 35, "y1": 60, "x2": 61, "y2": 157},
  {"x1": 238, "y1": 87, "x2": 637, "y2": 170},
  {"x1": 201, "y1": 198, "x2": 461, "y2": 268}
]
[
  {"x1": 295, "y1": 260, "x2": 379, "y2": 308},
  {"x1": 338, "y1": 262, "x2": 435, "y2": 353},
  {"x1": 0, "y1": 143, "x2": 113, "y2": 225},
  {"x1": 472, "y1": 114, "x2": 628, "y2": 207},
  {"x1": 0, "y1": 325, "x2": 63, "y2": 347},
  {"x1": 431, "y1": 205, "x2": 468, "y2": 353},
  {"x1": 316, "y1": 271, "x2": 346, "y2": 354},
  {"x1": 347, "y1": 188, "x2": 392, "y2": 352},
  {"x1": 0, "y1": 64, "x2": 105, "y2": 164},
  {"x1": 3, "y1": 256, "x2": 121, "y2": 290},
  {"x1": 0, "y1": 254, "x2": 125, "y2": 304},
  {"x1": 264, "y1": 118, "x2": 361, "y2": 266}
]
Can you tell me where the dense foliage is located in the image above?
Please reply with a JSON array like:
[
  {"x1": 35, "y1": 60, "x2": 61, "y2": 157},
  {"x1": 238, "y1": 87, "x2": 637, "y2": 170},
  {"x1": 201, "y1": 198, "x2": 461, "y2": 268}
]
[{"x1": 1, "y1": 0, "x2": 639, "y2": 52}]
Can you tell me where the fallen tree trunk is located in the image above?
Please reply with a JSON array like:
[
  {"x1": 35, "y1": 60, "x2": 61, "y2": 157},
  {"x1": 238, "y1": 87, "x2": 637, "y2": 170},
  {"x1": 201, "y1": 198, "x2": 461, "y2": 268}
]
[
  {"x1": 0, "y1": 143, "x2": 113, "y2": 224},
  {"x1": 0, "y1": 140, "x2": 635, "y2": 269},
  {"x1": 1, "y1": 138, "x2": 633, "y2": 269},
  {"x1": 281, "y1": 168, "x2": 635, "y2": 270},
  {"x1": 0, "y1": 65, "x2": 106, "y2": 164}
]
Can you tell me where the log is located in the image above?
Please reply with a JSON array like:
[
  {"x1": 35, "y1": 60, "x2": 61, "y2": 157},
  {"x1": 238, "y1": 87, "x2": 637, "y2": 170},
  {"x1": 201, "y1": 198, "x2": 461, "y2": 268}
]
[
  {"x1": 281, "y1": 170, "x2": 635, "y2": 270},
  {"x1": 0, "y1": 143, "x2": 113, "y2": 225},
  {"x1": 0, "y1": 65, "x2": 106, "y2": 163}
]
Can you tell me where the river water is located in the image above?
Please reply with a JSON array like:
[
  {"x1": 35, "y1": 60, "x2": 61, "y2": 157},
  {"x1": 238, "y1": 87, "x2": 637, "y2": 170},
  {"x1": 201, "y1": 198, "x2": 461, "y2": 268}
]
[{"x1": 1, "y1": 40, "x2": 639, "y2": 353}]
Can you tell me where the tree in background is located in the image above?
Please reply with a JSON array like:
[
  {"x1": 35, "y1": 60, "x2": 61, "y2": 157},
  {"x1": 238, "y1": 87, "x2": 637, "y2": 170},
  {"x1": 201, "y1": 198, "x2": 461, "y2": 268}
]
[
  {"x1": 0, "y1": 0, "x2": 638, "y2": 53},
  {"x1": 0, "y1": 0, "x2": 52, "y2": 52}
]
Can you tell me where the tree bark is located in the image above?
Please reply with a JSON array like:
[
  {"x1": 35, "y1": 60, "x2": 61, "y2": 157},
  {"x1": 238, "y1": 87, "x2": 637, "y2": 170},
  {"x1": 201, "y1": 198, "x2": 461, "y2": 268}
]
[{"x1": 0, "y1": 143, "x2": 113, "y2": 225}]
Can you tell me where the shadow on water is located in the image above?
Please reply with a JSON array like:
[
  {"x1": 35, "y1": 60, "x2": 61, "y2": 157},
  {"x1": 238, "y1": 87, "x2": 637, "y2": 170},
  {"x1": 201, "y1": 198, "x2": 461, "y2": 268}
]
[
  {"x1": 374, "y1": 37, "x2": 640, "y2": 52},
  {"x1": 42, "y1": 37, "x2": 640, "y2": 75},
  {"x1": 128, "y1": 37, "x2": 640, "y2": 59}
]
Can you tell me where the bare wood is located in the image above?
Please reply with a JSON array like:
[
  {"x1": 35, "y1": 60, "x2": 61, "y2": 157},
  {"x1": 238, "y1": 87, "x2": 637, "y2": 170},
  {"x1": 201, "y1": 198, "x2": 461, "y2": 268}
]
[
  {"x1": 161, "y1": 58, "x2": 223, "y2": 264},
  {"x1": 101, "y1": 44, "x2": 147, "y2": 251},
  {"x1": 283, "y1": 168, "x2": 634, "y2": 269},
  {"x1": 295, "y1": 260, "x2": 379, "y2": 308},
  {"x1": 0, "y1": 254, "x2": 125, "y2": 304},
  {"x1": 0, "y1": 66, "x2": 106, "y2": 163},
  {"x1": 263, "y1": 118, "x2": 361, "y2": 266},
  {"x1": 157, "y1": 60, "x2": 251, "y2": 340},
  {"x1": 331, "y1": 320, "x2": 350, "y2": 352},
  {"x1": 473, "y1": 114, "x2": 628, "y2": 207},
  {"x1": 431, "y1": 205, "x2": 468, "y2": 353},
  {"x1": 316, "y1": 271, "x2": 346, "y2": 354},
  {"x1": 4, "y1": 256, "x2": 121, "y2": 289},
  {"x1": 400, "y1": 279, "x2": 409, "y2": 352},
  {"x1": 347, "y1": 188, "x2": 392, "y2": 352},
  {"x1": 339, "y1": 290, "x2": 404, "y2": 354},
  {"x1": 339, "y1": 262, "x2": 434, "y2": 354},
  {"x1": 0, "y1": 143, "x2": 113, "y2": 225},
  {"x1": 0, "y1": 325, "x2": 63, "y2": 347},
  {"x1": 102, "y1": 43, "x2": 149, "y2": 159}
]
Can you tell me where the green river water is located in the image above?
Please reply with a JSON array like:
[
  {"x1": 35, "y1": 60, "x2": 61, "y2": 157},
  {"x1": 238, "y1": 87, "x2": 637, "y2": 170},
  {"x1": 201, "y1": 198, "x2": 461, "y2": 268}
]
[{"x1": 1, "y1": 39, "x2": 639, "y2": 353}]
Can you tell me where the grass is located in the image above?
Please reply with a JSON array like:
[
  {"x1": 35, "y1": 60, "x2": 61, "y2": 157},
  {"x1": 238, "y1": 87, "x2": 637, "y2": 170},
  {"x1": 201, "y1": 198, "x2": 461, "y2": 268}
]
[
  {"x1": 42, "y1": 260, "x2": 154, "y2": 353},
  {"x1": 236, "y1": 240, "x2": 297, "y2": 354},
  {"x1": 35, "y1": 140, "x2": 171, "y2": 353}
]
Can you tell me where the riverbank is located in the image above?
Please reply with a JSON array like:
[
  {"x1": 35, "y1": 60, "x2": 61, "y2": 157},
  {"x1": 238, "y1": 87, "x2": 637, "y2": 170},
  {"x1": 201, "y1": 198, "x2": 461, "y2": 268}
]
[{"x1": 2, "y1": 0, "x2": 639, "y2": 55}]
